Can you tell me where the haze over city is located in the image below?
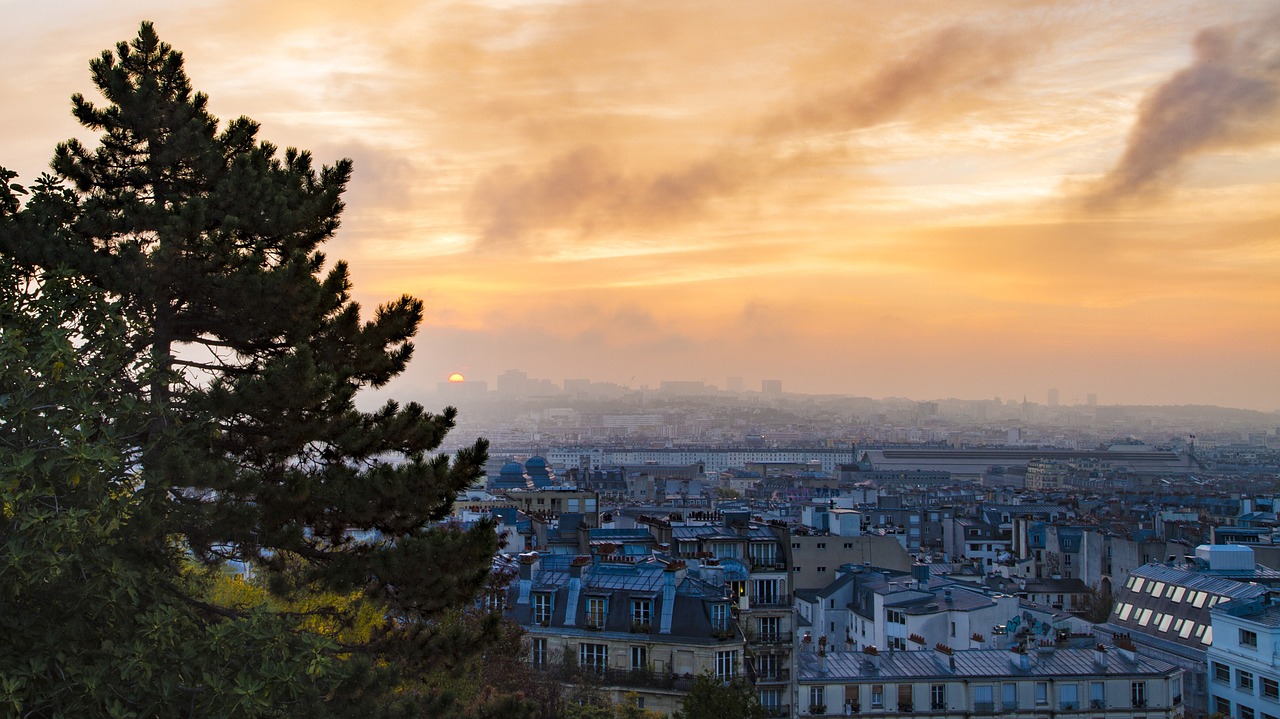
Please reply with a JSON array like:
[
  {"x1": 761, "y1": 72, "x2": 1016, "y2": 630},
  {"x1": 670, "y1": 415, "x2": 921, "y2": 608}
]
[{"x1": 3, "y1": 1, "x2": 1278, "y2": 411}]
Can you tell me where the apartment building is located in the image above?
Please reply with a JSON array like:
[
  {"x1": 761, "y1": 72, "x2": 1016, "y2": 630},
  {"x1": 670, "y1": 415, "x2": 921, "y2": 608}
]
[
  {"x1": 795, "y1": 644, "x2": 1184, "y2": 718},
  {"x1": 1208, "y1": 594, "x2": 1280, "y2": 719},
  {"x1": 507, "y1": 552, "x2": 746, "y2": 715}
]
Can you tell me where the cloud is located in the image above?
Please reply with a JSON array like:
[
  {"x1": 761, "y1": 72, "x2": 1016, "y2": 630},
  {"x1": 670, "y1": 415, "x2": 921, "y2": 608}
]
[
  {"x1": 465, "y1": 22, "x2": 1035, "y2": 251},
  {"x1": 759, "y1": 24, "x2": 1030, "y2": 138},
  {"x1": 467, "y1": 145, "x2": 746, "y2": 250},
  {"x1": 1084, "y1": 14, "x2": 1280, "y2": 209}
]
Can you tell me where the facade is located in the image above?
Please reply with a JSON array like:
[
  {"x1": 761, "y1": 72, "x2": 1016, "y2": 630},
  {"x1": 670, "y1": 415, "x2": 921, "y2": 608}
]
[
  {"x1": 508, "y1": 552, "x2": 747, "y2": 715},
  {"x1": 795, "y1": 645, "x2": 1184, "y2": 718},
  {"x1": 1208, "y1": 594, "x2": 1280, "y2": 719}
]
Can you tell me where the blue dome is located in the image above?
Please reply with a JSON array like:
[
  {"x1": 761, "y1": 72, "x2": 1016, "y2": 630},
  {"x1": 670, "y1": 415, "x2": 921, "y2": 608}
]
[
  {"x1": 525, "y1": 456, "x2": 548, "y2": 468},
  {"x1": 500, "y1": 462, "x2": 525, "y2": 477}
]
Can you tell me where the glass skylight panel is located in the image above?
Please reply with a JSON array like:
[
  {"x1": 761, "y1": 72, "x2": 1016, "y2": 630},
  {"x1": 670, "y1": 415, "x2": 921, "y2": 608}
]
[
  {"x1": 1159, "y1": 615, "x2": 1174, "y2": 632},
  {"x1": 1117, "y1": 603, "x2": 1133, "y2": 621},
  {"x1": 1180, "y1": 622, "x2": 1195, "y2": 639},
  {"x1": 1132, "y1": 578, "x2": 1145, "y2": 592},
  {"x1": 1138, "y1": 609, "x2": 1152, "y2": 626},
  {"x1": 1203, "y1": 626, "x2": 1214, "y2": 644},
  {"x1": 1150, "y1": 582, "x2": 1165, "y2": 596},
  {"x1": 1193, "y1": 593, "x2": 1206, "y2": 608},
  {"x1": 1196, "y1": 625, "x2": 1206, "y2": 638},
  {"x1": 1172, "y1": 588, "x2": 1186, "y2": 602}
]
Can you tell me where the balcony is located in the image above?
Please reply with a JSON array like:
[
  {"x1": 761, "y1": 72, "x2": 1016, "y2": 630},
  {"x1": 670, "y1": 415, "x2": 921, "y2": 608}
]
[
  {"x1": 1090, "y1": 699, "x2": 1106, "y2": 709},
  {"x1": 973, "y1": 702, "x2": 995, "y2": 713},
  {"x1": 750, "y1": 561, "x2": 787, "y2": 573},
  {"x1": 750, "y1": 631, "x2": 794, "y2": 646},
  {"x1": 898, "y1": 702, "x2": 914, "y2": 712},
  {"x1": 751, "y1": 668, "x2": 791, "y2": 685},
  {"x1": 751, "y1": 595, "x2": 792, "y2": 609},
  {"x1": 1001, "y1": 702, "x2": 1019, "y2": 711},
  {"x1": 538, "y1": 664, "x2": 696, "y2": 692},
  {"x1": 1060, "y1": 701, "x2": 1079, "y2": 711},
  {"x1": 1133, "y1": 699, "x2": 1148, "y2": 708}
]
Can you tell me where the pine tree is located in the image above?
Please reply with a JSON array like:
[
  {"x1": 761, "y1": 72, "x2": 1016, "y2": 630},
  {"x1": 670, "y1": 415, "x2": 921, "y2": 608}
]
[{"x1": 1, "y1": 23, "x2": 501, "y2": 716}]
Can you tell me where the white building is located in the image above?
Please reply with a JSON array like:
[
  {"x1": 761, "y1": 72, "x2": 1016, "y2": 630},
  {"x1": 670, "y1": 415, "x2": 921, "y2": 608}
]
[{"x1": 1208, "y1": 594, "x2": 1280, "y2": 719}]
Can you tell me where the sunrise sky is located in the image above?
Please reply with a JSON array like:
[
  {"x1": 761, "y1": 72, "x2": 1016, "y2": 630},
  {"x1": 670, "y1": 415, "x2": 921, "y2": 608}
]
[{"x1": 3, "y1": 1, "x2": 1279, "y2": 411}]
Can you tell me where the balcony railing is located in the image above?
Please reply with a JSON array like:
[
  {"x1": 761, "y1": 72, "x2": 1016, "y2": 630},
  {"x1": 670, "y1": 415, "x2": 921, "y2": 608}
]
[
  {"x1": 973, "y1": 701, "x2": 995, "y2": 713},
  {"x1": 898, "y1": 702, "x2": 914, "y2": 712},
  {"x1": 1001, "y1": 701, "x2": 1019, "y2": 711},
  {"x1": 1060, "y1": 701, "x2": 1079, "y2": 711},
  {"x1": 750, "y1": 631, "x2": 793, "y2": 645},
  {"x1": 750, "y1": 668, "x2": 790, "y2": 684},
  {"x1": 751, "y1": 596, "x2": 792, "y2": 609},
  {"x1": 537, "y1": 663, "x2": 696, "y2": 692},
  {"x1": 1090, "y1": 699, "x2": 1106, "y2": 709}
]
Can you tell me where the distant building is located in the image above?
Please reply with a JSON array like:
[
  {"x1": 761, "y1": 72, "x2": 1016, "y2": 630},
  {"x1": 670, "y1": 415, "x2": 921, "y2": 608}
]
[{"x1": 762, "y1": 379, "x2": 783, "y2": 395}]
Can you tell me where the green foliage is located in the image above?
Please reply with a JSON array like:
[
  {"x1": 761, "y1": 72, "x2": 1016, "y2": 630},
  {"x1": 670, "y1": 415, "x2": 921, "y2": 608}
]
[
  {"x1": 1079, "y1": 582, "x2": 1116, "y2": 624},
  {"x1": 0, "y1": 263, "x2": 349, "y2": 717},
  {"x1": 0, "y1": 22, "x2": 513, "y2": 718},
  {"x1": 672, "y1": 673, "x2": 767, "y2": 719}
]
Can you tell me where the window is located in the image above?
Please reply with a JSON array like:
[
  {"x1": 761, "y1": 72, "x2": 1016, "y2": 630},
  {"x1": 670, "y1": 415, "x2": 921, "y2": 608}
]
[
  {"x1": 887, "y1": 609, "x2": 905, "y2": 624},
  {"x1": 810, "y1": 685, "x2": 826, "y2": 712},
  {"x1": 710, "y1": 603, "x2": 729, "y2": 631},
  {"x1": 1216, "y1": 698, "x2": 1232, "y2": 716},
  {"x1": 817, "y1": 543, "x2": 826, "y2": 549},
  {"x1": 1172, "y1": 676, "x2": 1182, "y2": 705},
  {"x1": 931, "y1": 684, "x2": 947, "y2": 710},
  {"x1": 1035, "y1": 682, "x2": 1049, "y2": 706},
  {"x1": 1059, "y1": 683, "x2": 1079, "y2": 711},
  {"x1": 632, "y1": 599, "x2": 651, "y2": 627},
  {"x1": 754, "y1": 578, "x2": 781, "y2": 605},
  {"x1": 756, "y1": 653, "x2": 779, "y2": 680},
  {"x1": 1090, "y1": 681, "x2": 1105, "y2": 709},
  {"x1": 715, "y1": 650, "x2": 737, "y2": 681},
  {"x1": 1002, "y1": 683, "x2": 1018, "y2": 710},
  {"x1": 1243, "y1": 707, "x2": 1257, "y2": 719},
  {"x1": 761, "y1": 689, "x2": 782, "y2": 710},
  {"x1": 586, "y1": 597, "x2": 607, "y2": 629},
  {"x1": 1263, "y1": 677, "x2": 1279, "y2": 700},
  {"x1": 818, "y1": 566, "x2": 827, "y2": 573},
  {"x1": 533, "y1": 593, "x2": 553, "y2": 624},
  {"x1": 889, "y1": 636, "x2": 907, "y2": 651},
  {"x1": 872, "y1": 685, "x2": 884, "y2": 708},
  {"x1": 950, "y1": 621, "x2": 956, "y2": 638},
  {"x1": 580, "y1": 643, "x2": 608, "y2": 672},
  {"x1": 531, "y1": 637, "x2": 547, "y2": 669},
  {"x1": 1131, "y1": 681, "x2": 1147, "y2": 708},
  {"x1": 758, "y1": 616, "x2": 781, "y2": 642},
  {"x1": 1242, "y1": 670, "x2": 1256, "y2": 692},
  {"x1": 631, "y1": 645, "x2": 648, "y2": 671},
  {"x1": 1243, "y1": 629, "x2": 1260, "y2": 648},
  {"x1": 974, "y1": 685, "x2": 994, "y2": 712},
  {"x1": 1215, "y1": 662, "x2": 1232, "y2": 684}
]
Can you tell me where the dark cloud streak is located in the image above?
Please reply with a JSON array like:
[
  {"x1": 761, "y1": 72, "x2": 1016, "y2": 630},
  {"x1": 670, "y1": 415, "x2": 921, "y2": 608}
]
[{"x1": 1085, "y1": 14, "x2": 1280, "y2": 209}]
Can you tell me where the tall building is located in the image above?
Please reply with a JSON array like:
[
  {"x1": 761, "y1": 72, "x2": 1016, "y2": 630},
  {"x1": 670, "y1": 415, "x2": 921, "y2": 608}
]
[{"x1": 762, "y1": 379, "x2": 783, "y2": 395}]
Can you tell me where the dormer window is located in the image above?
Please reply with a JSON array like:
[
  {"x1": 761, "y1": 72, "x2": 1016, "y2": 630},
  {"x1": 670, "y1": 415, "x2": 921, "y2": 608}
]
[
  {"x1": 533, "y1": 593, "x2": 554, "y2": 625},
  {"x1": 586, "y1": 596, "x2": 608, "y2": 629},
  {"x1": 710, "y1": 602, "x2": 729, "y2": 631}
]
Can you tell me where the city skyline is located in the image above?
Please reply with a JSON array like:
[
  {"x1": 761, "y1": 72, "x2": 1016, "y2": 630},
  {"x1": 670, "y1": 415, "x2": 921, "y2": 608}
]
[{"x1": 3, "y1": 1, "x2": 1279, "y2": 411}]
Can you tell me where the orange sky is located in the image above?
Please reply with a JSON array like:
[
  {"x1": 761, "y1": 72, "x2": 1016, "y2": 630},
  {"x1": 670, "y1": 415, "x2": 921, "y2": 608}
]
[{"x1": 3, "y1": 1, "x2": 1279, "y2": 411}]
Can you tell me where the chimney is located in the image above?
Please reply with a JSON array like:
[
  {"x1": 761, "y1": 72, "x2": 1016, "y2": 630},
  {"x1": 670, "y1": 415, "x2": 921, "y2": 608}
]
[
  {"x1": 516, "y1": 552, "x2": 540, "y2": 605},
  {"x1": 933, "y1": 643, "x2": 956, "y2": 672},
  {"x1": 1093, "y1": 644, "x2": 1108, "y2": 671},
  {"x1": 569, "y1": 555, "x2": 591, "y2": 579},
  {"x1": 1009, "y1": 645, "x2": 1030, "y2": 671}
]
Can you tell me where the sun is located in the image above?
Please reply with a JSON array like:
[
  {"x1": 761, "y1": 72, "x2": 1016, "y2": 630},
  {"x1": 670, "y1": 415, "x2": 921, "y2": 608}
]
[{"x1": 448, "y1": 373, "x2": 465, "y2": 383}]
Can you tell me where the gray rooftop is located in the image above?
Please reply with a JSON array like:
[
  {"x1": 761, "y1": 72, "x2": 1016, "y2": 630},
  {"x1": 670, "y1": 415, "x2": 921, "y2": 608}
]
[{"x1": 796, "y1": 647, "x2": 1178, "y2": 683}]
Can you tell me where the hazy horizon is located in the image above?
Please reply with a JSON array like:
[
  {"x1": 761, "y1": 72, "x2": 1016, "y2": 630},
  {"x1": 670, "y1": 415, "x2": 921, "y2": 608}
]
[{"x1": 4, "y1": 1, "x2": 1279, "y2": 412}]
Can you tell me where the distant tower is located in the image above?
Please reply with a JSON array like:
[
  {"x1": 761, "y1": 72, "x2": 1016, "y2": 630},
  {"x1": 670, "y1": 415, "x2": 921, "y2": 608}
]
[
  {"x1": 762, "y1": 379, "x2": 782, "y2": 395},
  {"x1": 1048, "y1": 388, "x2": 1059, "y2": 407}
]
